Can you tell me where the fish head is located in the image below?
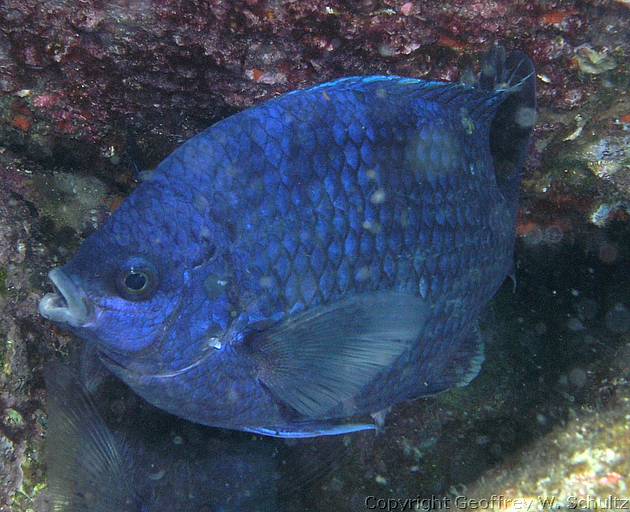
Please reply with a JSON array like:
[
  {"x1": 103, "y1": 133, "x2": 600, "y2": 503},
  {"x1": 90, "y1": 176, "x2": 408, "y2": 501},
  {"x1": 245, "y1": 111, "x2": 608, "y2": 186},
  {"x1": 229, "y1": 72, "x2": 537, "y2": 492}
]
[
  {"x1": 38, "y1": 180, "x2": 231, "y2": 357},
  {"x1": 39, "y1": 231, "x2": 184, "y2": 354}
]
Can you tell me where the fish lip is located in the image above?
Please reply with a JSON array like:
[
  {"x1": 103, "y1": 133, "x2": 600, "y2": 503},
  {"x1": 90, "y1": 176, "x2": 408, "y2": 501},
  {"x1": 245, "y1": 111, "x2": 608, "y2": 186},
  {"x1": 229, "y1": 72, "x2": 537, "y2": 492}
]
[{"x1": 38, "y1": 268, "x2": 93, "y2": 327}]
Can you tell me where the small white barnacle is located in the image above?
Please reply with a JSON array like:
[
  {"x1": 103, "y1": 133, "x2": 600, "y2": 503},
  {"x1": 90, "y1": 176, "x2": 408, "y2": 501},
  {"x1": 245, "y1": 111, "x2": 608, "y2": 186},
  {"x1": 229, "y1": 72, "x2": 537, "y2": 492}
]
[{"x1": 207, "y1": 337, "x2": 222, "y2": 350}]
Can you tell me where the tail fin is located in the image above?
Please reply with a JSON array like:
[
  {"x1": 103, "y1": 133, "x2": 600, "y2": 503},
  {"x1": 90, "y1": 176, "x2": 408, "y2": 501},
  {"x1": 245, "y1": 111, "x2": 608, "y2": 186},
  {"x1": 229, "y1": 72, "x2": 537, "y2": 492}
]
[
  {"x1": 45, "y1": 362, "x2": 139, "y2": 512},
  {"x1": 480, "y1": 44, "x2": 537, "y2": 205}
]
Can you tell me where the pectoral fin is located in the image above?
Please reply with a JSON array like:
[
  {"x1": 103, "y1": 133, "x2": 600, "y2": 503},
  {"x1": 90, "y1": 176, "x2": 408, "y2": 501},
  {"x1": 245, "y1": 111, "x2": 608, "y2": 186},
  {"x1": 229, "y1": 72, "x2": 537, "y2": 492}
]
[
  {"x1": 247, "y1": 291, "x2": 427, "y2": 418},
  {"x1": 45, "y1": 362, "x2": 138, "y2": 512}
]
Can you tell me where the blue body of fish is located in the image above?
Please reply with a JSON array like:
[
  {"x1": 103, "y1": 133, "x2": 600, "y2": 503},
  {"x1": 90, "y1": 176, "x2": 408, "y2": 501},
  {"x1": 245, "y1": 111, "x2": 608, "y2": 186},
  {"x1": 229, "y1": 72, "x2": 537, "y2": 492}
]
[{"x1": 39, "y1": 47, "x2": 535, "y2": 437}]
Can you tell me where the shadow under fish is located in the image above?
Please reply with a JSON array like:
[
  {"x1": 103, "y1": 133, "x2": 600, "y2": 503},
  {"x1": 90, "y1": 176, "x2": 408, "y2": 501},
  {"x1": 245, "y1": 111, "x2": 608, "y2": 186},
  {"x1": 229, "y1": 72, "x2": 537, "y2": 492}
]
[{"x1": 39, "y1": 45, "x2": 536, "y2": 438}]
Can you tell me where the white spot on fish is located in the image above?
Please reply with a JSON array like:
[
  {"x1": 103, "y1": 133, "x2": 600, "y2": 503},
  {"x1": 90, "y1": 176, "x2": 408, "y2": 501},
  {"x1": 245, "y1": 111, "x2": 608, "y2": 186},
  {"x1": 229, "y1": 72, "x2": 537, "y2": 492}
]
[
  {"x1": 193, "y1": 193, "x2": 210, "y2": 214},
  {"x1": 419, "y1": 276, "x2": 429, "y2": 298},
  {"x1": 207, "y1": 337, "x2": 222, "y2": 350},
  {"x1": 362, "y1": 220, "x2": 381, "y2": 233},
  {"x1": 227, "y1": 386, "x2": 240, "y2": 403},
  {"x1": 400, "y1": 209, "x2": 409, "y2": 227},
  {"x1": 259, "y1": 276, "x2": 274, "y2": 288},
  {"x1": 460, "y1": 108, "x2": 475, "y2": 135},
  {"x1": 199, "y1": 226, "x2": 211, "y2": 240},
  {"x1": 370, "y1": 188, "x2": 386, "y2": 204},
  {"x1": 355, "y1": 266, "x2": 371, "y2": 282},
  {"x1": 204, "y1": 275, "x2": 228, "y2": 299}
]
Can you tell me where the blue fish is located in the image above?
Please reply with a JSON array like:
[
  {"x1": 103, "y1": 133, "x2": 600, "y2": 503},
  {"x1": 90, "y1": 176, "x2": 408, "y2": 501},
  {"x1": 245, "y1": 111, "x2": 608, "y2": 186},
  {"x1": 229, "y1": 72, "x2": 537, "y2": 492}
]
[
  {"x1": 39, "y1": 46, "x2": 536, "y2": 438},
  {"x1": 44, "y1": 363, "x2": 281, "y2": 512}
]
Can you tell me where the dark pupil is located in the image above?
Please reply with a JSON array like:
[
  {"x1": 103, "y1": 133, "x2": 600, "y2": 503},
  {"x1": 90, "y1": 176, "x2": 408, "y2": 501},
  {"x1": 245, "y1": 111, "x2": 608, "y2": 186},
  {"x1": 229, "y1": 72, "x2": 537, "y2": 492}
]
[{"x1": 125, "y1": 271, "x2": 147, "y2": 291}]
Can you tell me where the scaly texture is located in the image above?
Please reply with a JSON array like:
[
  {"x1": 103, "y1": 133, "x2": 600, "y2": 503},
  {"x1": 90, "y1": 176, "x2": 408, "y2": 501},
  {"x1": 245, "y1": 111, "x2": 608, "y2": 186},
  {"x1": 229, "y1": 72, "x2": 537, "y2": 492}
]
[{"x1": 39, "y1": 55, "x2": 535, "y2": 436}]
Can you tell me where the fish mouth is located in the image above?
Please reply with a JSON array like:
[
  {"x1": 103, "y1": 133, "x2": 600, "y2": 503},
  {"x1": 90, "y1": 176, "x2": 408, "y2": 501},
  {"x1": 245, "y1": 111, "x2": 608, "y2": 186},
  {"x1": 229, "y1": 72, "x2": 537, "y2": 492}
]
[{"x1": 39, "y1": 268, "x2": 93, "y2": 327}]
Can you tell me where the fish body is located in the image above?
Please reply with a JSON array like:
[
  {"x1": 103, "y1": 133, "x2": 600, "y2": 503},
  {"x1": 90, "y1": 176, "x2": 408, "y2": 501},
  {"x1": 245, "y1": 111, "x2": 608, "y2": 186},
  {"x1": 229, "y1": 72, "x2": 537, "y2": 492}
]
[
  {"x1": 45, "y1": 363, "x2": 280, "y2": 512},
  {"x1": 39, "y1": 47, "x2": 536, "y2": 437}
]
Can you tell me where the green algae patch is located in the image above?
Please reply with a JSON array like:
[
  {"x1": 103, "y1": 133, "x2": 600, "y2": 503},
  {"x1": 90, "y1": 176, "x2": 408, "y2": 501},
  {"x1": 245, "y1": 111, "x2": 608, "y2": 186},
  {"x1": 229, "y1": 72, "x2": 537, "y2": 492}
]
[
  {"x1": 4, "y1": 408, "x2": 24, "y2": 428},
  {"x1": 10, "y1": 435, "x2": 47, "y2": 512},
  {"x1": 0, "y1": 267, "x2": 7, "y2": 297},
  {"x1": 3, "y1": 336, "x2": 15, "y2": 378}
]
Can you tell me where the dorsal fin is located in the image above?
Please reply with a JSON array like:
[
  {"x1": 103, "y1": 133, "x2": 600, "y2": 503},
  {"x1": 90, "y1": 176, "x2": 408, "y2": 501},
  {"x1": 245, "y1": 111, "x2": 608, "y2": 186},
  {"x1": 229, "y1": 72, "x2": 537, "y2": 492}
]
[{"x1": 481, "y1": 44, "x2": 537, "y2": 204}]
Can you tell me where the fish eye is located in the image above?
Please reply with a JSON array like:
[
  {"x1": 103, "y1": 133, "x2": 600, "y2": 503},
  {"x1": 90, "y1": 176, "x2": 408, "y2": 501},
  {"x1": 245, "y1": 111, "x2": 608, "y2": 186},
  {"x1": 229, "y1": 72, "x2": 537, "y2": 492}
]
[
  {"x1": 116, "y1": 258, "x2": 158, "y2": 301},
  {"x1": 125, "y1": 271, "x2": 148, "y2": 291}
]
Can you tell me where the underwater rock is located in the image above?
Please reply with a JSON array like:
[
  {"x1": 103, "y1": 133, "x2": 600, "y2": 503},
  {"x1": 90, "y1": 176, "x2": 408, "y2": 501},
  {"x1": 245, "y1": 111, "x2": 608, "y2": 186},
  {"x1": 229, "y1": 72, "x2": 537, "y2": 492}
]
[
  {"x1": 0, "y1": 152, "x2": 77, "y2": 510},
  {"x1": 0, "y1": 0, "x2": 628, "y2": 234},
  {"x1": 0, "y1": 432, "x2": 24, "y2": 512},
  {"x1": 464, "y1": 378, "x2": 630, "y2": 507},
  {"x1": 0, "y1": 1, "x2": 624, "y2": 136},
  {"x1": 0, "y1": 0, "x2": 630, "y2": 234},
  {"x1": 1, "y1": 1, "x2": 630, "y2": 511}
]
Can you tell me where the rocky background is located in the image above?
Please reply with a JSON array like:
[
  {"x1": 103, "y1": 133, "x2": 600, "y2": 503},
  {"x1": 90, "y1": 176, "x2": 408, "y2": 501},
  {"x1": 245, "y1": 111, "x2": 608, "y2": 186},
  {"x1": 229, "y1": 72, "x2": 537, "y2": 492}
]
[{"x1": 1, "y1": 1, "x2": 629, "y2": 511}]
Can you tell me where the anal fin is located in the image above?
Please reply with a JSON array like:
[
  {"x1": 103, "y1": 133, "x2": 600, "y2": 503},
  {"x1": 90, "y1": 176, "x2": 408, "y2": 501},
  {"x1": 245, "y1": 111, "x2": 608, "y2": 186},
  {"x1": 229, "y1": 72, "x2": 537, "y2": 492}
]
[
  {"x1": 244, "y1": 419, "x2": 377, "y2": 439},
  {"x1": 431, "y1": 323, "x2": 485, "y2": 392}
]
